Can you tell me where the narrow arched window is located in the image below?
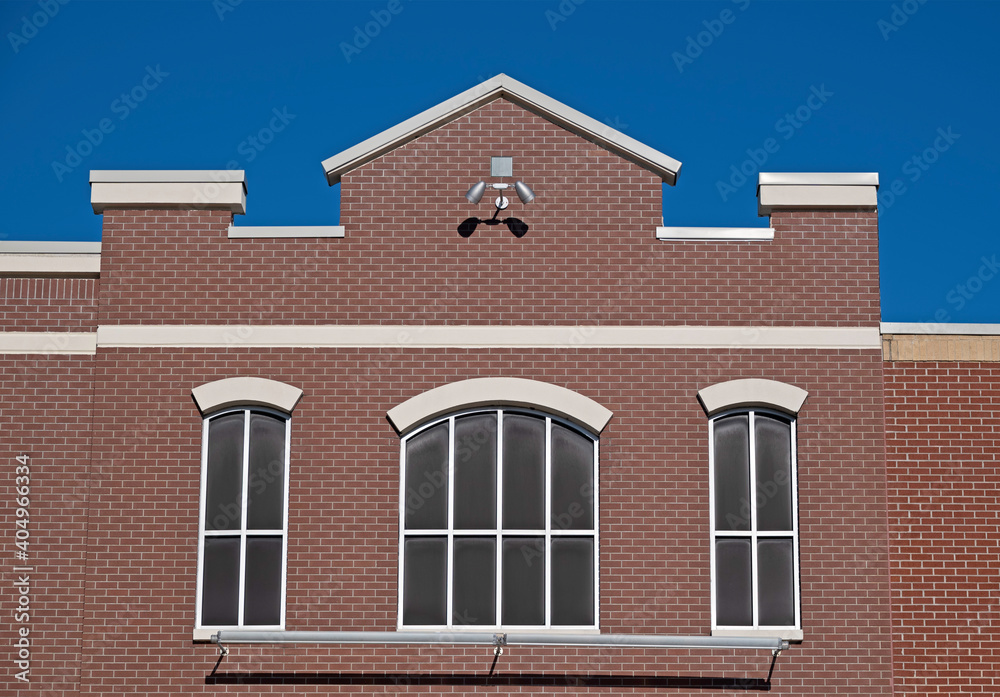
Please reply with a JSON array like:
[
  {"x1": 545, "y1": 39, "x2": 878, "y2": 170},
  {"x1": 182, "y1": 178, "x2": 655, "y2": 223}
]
[
  {"x1": 398, "y1": 409, "x2": 599, "y2": 630},
  {"x1": 710, "y1": 409, "x2": 800, "y2": 633},
  {"x1": 196, "y1": 408, "x2": 289, "y2": 629}
]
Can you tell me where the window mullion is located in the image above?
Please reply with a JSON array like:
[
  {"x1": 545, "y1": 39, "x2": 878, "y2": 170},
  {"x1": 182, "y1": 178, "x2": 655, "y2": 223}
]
[
  {"x1": 748, "y1": 410, "x2": 759, "y2": 629},
  {"x1": 446, "y1": 416, "x2": 455, "y2": 626},
  {"x1": 238, "y1": 410, "x2": 250, "y2": 625},
  {"x1": 544, "y1": 416, "x2": 552, "y2": 628},
  {"x1": 495, "y1": 410, "x2": 503, "y2": 627}
]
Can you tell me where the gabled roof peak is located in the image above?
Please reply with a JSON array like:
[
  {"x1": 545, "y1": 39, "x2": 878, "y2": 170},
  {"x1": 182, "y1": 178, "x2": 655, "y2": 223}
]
[{"x1": 321, "y1": 74, "x2": 682, "y2": 186}]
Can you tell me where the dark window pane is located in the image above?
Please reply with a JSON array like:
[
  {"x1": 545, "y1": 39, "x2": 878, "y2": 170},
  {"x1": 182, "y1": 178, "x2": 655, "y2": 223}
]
[
  {"x1": 454, "y1": 414, "x2": 497, "y2": 529},
  {"x1": 206, "y1": 413, "x2": 245, "y2": 531},
  {"x1": 202, "y1": 536, "x2": 240, "y2": 625},
  {"x1": 402, "y1": 537, "x2": 447, "y2": 625},
  {"x1": 502, "y1": 537, "x2": 544, "y2": 625},
  {"x1": 755, "y1": 415, "x2": 793, "y2": 531},
  {"x1": 758, "y1": 538, "x2": 796, "y2": 626},
  {"x1": 404, "y1": 423, "x2": 449, "y2": 530},
  {"x1": 247, "y1": 413, "x2": 286, "y2": 530},
  {"x1": 244, "y1": 536, "x2": 283, "y2": 625},
  {"x1": 453, "y1": 536, "x2": 496, "y2": 625},
  {"x1": 714, "y1": 414, "x2": 750, "y2": 532},
  {"x1": 551, "y1": 424, "x2": 594, "y2": 530},
  {"x1": 715, "y1": 538, "x2": 752, "y2": 626},
  {"x1": 502, "y1": 415, "x2": 545, "y2": 529},
  {"x1": 551, "y1": 537, "x2": 594, "y2": 625}
]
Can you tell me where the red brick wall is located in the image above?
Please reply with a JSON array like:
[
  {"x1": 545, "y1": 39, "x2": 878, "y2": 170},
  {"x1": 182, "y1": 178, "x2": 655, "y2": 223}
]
[
  {"x1": 885, "y1": 363, "x2": 1000, "y2": 696},
  {"x1": 0, "y1": 278, "x2": 98, "y2": 331},
  {"x1": 95, "y1": 100, "x2": 879, "y2": 327},
  {"x1": 73, "y1": 346, "x2": 890, "y2": 695},
  {"x1": 1, "y1": 356, "x2": 94, "y2": 697}
]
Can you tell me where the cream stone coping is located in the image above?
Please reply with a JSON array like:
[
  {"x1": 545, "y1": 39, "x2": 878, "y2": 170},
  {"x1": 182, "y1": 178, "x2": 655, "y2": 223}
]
[
  {"x1": 227, "y1": 226, "x2": 345, "y2": 238},
  {"x1": 656, "y1": 227, "x2": 774, "y2": 241},
  {"x1": 90, "y1": 170, "x2": 247, "y2": 214},
  {"x1": 387, "y1": 377, "x2": 613, "y2": 434},
  {"x1": 0, "y1": 332, "x2": 97, "y2": 354},
  {"x1": 757, "y1": 172, "x2": 879, "y2": 216},
  {"x1": 95, "y1": 325, "x2": 881, "y2": 349},
  {"x1": 0, "y1": 254, "x2": 100, "y2": 277},
  {"x1": 697, "y1": 378, "x2": 808, "y2": 416},
  {"x1": 321, "y1": 73, "x2": 682, "y2": 186},
  {"x1": 191, "y1": 377, "x2": 303, "y2": 415}
]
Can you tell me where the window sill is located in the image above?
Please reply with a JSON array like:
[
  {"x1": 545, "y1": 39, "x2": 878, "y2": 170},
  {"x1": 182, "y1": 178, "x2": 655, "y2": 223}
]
[
  {"x1": 193, "y1": 627, "x2": 285, "y2": 642},
  {"x1": 712, "y1": 628, "x2": 802, "y2": 642}
]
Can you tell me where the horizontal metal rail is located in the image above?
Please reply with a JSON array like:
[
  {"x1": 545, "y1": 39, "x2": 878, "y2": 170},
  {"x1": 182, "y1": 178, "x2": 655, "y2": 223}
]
[{"x1": 212, "y1": 629, "x2": 787, "y2": 652}]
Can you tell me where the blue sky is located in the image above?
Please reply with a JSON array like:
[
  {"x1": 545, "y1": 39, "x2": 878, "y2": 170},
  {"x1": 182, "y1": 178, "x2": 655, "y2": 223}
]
[{"x1": 1, "y1": 0, "x2": 997, "y2": 323}]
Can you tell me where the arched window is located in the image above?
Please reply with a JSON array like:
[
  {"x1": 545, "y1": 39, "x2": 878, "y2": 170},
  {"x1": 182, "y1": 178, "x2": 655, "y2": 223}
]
[
  {"x1": 700, "y1": 379, "x2": 806, "y2": 638},
  {"x1": 192, "y1": 378, "x2": 301, "y2": 634},
  {"x1": 399, "y1": 408, "x2": 599, "y2": 630}
]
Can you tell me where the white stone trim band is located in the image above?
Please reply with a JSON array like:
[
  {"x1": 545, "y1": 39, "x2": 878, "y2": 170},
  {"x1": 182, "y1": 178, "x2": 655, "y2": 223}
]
[
  {"x1": 0, "y1": 254, "x2": 100, "y2": 277},
  {"x1": 387, "y1": 377, "x2": 613, "y2": 434},
  {"x1": 95, "y1": 325, "x2": 881, "y2": 349},
  {"x1": 228, "y1": 226, "x2": 345, "y2": 239},
  {"x1": 656, "y1": 227, "x2": 774, "y2": 241},
  {"x1": 191, "y1": 377, "x2": 303, "y2": 415},
  {"x1": 881, "y1": 322, "x2": 1000, "y2": 336},
  {"x1": 0, "y1": 332, "x2": 97, "y2": 354},
  {"x1": 697, "y1": 378, "x2": 808, "y2": 416}
]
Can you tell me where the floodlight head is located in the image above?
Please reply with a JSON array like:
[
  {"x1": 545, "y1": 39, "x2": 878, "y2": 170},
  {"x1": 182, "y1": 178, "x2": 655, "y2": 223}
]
[
  {"x1": 514, "y1": 180, "x2": 535, "y2": 204},
  {"x1": 465, "y1": 181, "x2": 487, "y2": 204}
]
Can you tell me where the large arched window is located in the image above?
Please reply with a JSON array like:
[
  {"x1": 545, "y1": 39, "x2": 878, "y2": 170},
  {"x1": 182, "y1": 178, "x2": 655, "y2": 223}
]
[{"x1": 398, "y1": 408, "x2": 599, "y2": 630}]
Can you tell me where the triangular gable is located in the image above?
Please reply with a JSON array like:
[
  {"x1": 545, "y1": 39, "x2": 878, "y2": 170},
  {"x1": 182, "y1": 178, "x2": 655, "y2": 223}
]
[{"x1": 321, "y1": 74, "x2": 682, "y2": 186}]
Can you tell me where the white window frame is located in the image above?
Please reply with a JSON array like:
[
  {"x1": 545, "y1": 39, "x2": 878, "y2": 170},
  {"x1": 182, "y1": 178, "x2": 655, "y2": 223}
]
[
  {"x1": 708, "y1": 407, "x2": 800, "y2": 635},
  {"x1": 195, "y1": 406, "x2": 290, "y2": 632},
  {"x1": 397, "y1": 407, "x2": 600, "y2": 632}
]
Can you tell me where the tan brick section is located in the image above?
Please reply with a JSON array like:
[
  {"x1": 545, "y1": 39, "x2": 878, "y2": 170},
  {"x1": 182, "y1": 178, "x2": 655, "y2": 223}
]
[
  {"x1": 884, "y1": 362, "x2": 1000, "y2": 696},
  {"x1": 882, "y1": 334, "x2": 1000, "y2": 361}
]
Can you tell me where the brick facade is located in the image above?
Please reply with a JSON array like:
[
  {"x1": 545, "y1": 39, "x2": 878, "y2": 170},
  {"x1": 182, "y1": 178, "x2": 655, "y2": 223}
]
[{"x1": 1, "y1": 81, "x2": 991, "y2": 695}]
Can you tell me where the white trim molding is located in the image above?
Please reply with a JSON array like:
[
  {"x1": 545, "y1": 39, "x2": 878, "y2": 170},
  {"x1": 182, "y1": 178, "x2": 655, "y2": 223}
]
[
  {"x1": 712, "y1": 628, "x2": 803, "y2": 642},
  {"x1": 881, "y1": 322, "x2": 1000, "y2": 336},
  {"x1": 90, "y1": 170, "x2": 247, "y2": 214},
  {"x1": 96, "y1": 325, "x2": 881, "y2": 350},
  {"x1": 387, "y1": 377, "x2": 613, "y2": 434},
  {"x1": 0, "y1": 332, "x2": 97, "y2": 354},
  {"x1": 0, "y1": 253, "x2": 100, "y2": 277},
  {"x1": 757, "y1": 172, "x2": 879, "y2": 216},
  {"x1": 321, "y1": 73, "x2": 681, "y2": 186},
  {"x1": 656, "y1": 227, "x2": 774, "y2": 241},
  {"x1": 191, "y1": 377, "x2": 303, "y2": 415},
  {"x1": 697, "y1": 378, "x2": 808, "y2": 417},
  {"x1": 228, "y1": 226, "x2": 345, "y2": 239}
]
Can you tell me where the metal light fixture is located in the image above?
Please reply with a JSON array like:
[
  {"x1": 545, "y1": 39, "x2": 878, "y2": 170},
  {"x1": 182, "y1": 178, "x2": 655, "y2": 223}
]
[
  {"x1": 465, "y1": 181, "x2": 487, "y2": 204},
  {"x1": 460, "y1": 164, "x2": 535, "y2": 237},
  {"x1": 514, "y1": 180, "x2": 535, "y2": 204}
]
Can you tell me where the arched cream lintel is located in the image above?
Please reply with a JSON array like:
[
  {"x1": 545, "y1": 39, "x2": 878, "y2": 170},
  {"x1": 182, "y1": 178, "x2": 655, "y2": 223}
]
[
  {"x1": 387, "y1": 378, "x2": 613, "y2": 435},
  {"x1": 697, "y1": 378, "x2": 808, "y2": 417},
  {"x1": 191, "y1": 377, "x2": 303, "y2": 416}
]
